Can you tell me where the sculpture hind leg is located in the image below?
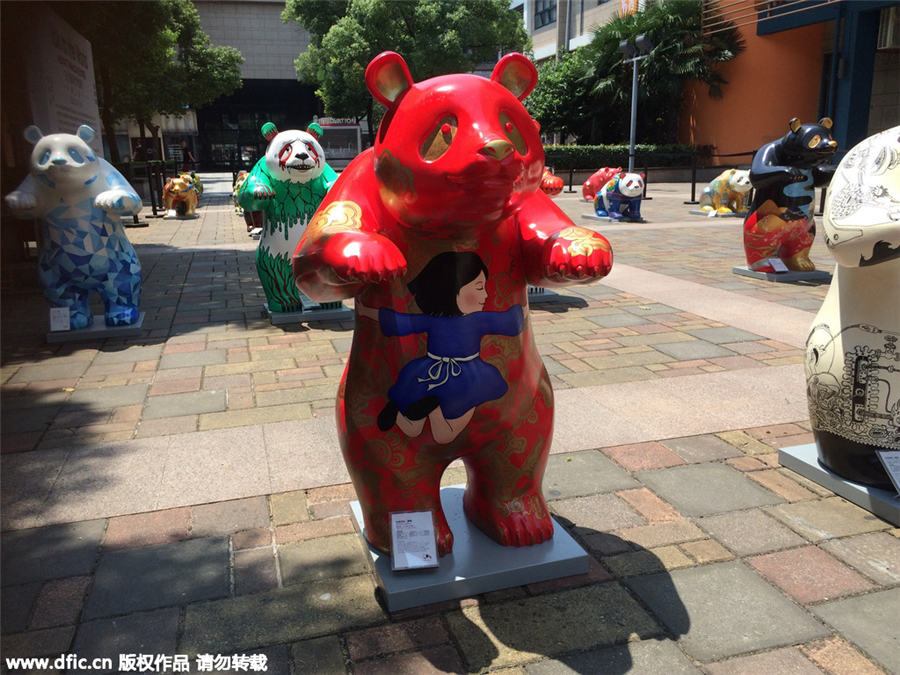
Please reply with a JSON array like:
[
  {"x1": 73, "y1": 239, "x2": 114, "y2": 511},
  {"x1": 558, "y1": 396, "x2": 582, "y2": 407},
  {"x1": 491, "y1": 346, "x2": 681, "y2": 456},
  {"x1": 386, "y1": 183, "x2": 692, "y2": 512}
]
[
  {"x1": 338, "y1": 394, "x2": 454, "y2": 556},
  {"x1": 101, "y1": 247, "x2": 142, "y2": 326},
  {"x1": 779, "y1": 218, "x2": 816, "y2": 271},
  {"x1": 460, "y1": 394, "x2": 555, "y2": 547},
  {"x1": 743, "y1": 204, "x2": 786, "y2": 272},
  {"x1": 39, "y1": 265, "x2": 92, "y2": 329}
]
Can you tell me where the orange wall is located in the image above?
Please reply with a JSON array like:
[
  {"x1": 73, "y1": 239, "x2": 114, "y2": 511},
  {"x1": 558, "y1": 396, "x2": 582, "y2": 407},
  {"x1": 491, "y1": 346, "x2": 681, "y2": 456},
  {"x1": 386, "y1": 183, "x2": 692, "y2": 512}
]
[{"x1": 680, "y1": 16, "x2": 826, "y2": 165}]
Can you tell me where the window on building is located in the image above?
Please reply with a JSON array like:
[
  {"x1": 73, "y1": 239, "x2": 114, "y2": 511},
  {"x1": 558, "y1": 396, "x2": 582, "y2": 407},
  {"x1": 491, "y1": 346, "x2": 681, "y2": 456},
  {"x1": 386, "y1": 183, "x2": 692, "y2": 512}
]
[{"x1": 535, "y1": 0, "x2": 556, "y2": 29}]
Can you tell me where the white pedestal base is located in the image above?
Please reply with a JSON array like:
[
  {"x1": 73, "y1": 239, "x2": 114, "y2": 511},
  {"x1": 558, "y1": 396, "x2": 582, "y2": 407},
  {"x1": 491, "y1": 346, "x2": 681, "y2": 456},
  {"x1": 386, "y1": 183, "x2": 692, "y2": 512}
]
[{"x1": 351, "y1": 485, "x2": 589, "y2": 612}]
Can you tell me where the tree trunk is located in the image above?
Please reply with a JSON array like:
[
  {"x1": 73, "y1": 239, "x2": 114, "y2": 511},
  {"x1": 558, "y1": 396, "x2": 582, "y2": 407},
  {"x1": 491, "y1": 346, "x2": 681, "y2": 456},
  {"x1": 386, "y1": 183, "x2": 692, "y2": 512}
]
[
  {"x1": 146, "y1": 121, "x2": 161, "y2": 161},
  {"x1": 97, "y1": 65, "x2": 121, "y2": 164}
]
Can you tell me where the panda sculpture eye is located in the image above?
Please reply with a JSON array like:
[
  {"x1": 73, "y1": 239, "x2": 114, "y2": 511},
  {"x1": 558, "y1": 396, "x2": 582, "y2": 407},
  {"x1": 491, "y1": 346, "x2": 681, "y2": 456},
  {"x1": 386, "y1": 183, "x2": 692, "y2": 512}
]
[
  {"x1": 807, "y1": 134, "x2": 822, "y2": 149},
  {"x1": 68, "y1": 148, "x2": 84, "y2": 163},
  {"x1": 420, "y1": 116, "x2": 457, "y2": 162},
  {"x1": 499, "y1": 113, "x2": 526, "y2": 155},
  {"x1": 39, "y1": 149, "x2": 51, "y2": 165}
]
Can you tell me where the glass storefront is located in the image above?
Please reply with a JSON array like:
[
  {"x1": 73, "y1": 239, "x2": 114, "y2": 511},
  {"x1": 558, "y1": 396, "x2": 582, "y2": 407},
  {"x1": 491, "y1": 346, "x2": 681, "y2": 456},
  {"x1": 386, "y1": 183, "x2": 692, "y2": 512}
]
[{"x1": 196, "y1": 79, "x2": 320, "y2": 171}]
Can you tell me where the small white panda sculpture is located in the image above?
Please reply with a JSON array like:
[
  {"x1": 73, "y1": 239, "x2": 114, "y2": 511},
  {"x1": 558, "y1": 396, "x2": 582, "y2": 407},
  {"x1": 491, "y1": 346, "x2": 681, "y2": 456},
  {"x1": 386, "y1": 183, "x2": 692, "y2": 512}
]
[
  {"x1": 805, "y1": 125, "x2": 900, "y2": 487},
  {"x1": 698, "y1": 169, "x2": 752, "y2": 216},
  {"x1": 4, "y1": 124, "x2": 143, "y2": 329}
]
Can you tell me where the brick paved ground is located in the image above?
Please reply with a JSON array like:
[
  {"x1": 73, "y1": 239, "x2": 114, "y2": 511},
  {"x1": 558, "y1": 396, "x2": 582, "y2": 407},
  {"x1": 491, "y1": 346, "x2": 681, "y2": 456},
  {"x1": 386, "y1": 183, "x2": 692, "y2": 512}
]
[{"x1": 1, "y1": 175, "x2": 897, "y2": 674}]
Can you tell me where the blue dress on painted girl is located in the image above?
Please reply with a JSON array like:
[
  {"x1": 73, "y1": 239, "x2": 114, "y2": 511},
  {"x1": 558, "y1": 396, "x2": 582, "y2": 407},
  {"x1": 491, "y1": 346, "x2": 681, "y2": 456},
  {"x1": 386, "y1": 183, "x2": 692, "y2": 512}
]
[{"x1": 361, "y1": 251, "x2": 524, "y2": 443}]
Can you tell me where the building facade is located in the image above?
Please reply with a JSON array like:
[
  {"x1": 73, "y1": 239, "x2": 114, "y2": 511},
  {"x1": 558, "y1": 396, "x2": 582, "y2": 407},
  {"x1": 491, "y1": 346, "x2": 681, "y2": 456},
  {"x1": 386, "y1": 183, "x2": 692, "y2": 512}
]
[
  {"x1": 192, "y1": 0, "x2": 319, "y2": 169},
  {"x1": 513, "y1": 0, "x2": 898, "y2": 161}
]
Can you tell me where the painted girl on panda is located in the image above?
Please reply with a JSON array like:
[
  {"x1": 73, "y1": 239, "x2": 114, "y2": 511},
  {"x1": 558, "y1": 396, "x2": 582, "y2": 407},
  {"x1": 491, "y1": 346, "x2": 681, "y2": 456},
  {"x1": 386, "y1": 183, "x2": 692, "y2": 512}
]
[{"x1": 357, "y1": 251, "x2": 524, "y2": 444}]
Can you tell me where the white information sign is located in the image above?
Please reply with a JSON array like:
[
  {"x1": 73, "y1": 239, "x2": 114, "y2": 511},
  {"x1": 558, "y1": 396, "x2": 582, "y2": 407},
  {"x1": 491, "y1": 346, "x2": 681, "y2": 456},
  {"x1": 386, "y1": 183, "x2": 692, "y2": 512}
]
[
  {"x1": 768, "y1": 257, "x2": 789, "y2": 273},
  {"x1": 390, "y1": 510, "x2": 439, "y2": 571},
  {"x1": 49, "y1": 307, "x2": 71, "y2": 332},
  {"x1": 26, "y1": 7, "x2": 102, "y2": 152},
  {"x1": 876, "y1": 451, "x2": 900, "y2": 496}
]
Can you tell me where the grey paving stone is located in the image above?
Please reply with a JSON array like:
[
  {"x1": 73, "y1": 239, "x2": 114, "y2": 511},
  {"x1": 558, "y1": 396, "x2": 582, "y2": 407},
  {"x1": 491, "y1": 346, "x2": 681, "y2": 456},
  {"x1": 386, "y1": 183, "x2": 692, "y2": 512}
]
[
  {"x1": 8, "y1": 361, "x2": 90, "y2": 383},
  {"x1": 158, "y1": 350, "x2": 227, "y2": 370},
  {"x1": 811, "y1": 588, "x2": 900, "y2": 673},
  {"x1": 93, "y1": 345, "x2": 164, "y2": 364},
  {"x1": 765, "y1": 497, "x2": 890, "y2": 542},
  {"x1": 447, "y1": 584, "x2": 663, "y2": 671},
  {"x1": 234, "y1": 548, "x2": 278, "y2": 596},
  {"x1": 1, "y1": 520, "x2": 106, "y2": 586},
  {"x1": 820, "y1": 532, "x2": 900, "y2": 584},
  {"x1": 636, "y1": 464, "x2": 783, "y2": 517},
  {"x1": 551, "y1": 493, "x2": 645, "y2": 534},
  {"x1": 330, "y1": 337, "x2": 353, "y2": 353},
  {"x1": 0, "y1": 405, "x2": 63, "y2": 434},
  {"x1": 696, "y1": 510, "x2": 806, "y2": 556},
  {"x1": 0, "y1": 582, "x2": 41, "y2": 633},
  {"x1": 142, "y1": 390, "x2": 227, "y2": 419},
  {"x1": 703, "y1": 647, "x2": 826, "y2": 675},
  {"x1": 279, "y1": 534, "x2": 370, "y2": 584},
  {"x1": 684, "y1": 327, "x2": 765, "y2": 344},
  {"x1": 660, "y1": 435, "x2": 743, "y2": 463},
  {"x1": 627, "y1": 561, "x2": 829, "y2": 662},
  {"x1": 0, "y1": 625, "x2": 76, "y2": 659},
  {"x1": 66, "y1": 384, "x2": 150, "y2": 410},
  {"x1": 291, "y1": 635, "x2": 347, "y2": 674},
  {"x1": 72, "y1": 608, "x2": 180, "y2": 671},
  {"x1": 585, "y1": 313, "x2": 650, "y2": 328},
  {"x1": 525, "y1": 639, "x2": 700, "y2": 674},
  {"x1": 543, "y1": 450, "x2": 639, "y2": 500},
  {"x1": 622, "y1": 303, "x2": 680, "y2": 316},
  {"x1": 191, "y1": 496, "x2": 270, "y2": 537},
  {"x1": 654, "y1": 341, "x2": 736, "y2": 360},
  {"x1": 542, "y1": 358, "x2": 573, "y2": 375},
  {"x1": 181, "y1": 575, "x2": 383, "y2": 655},
  {"x1": 83, "y1": 537, "x2": 230, "y2": 619}
]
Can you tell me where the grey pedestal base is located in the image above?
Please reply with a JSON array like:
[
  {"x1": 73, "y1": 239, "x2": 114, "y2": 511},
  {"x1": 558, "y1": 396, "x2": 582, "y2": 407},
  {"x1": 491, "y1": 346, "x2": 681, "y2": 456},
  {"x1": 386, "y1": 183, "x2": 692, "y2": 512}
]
[
  {"x1": 264, "y1": 298, "x2": 352, "y2": 325},
  {"x1": 581, "y1": 214, "x2": 645, "y2": 224},
  {"x1": 779, "y1": 444, "x2": 899, "y2": 526},
  {"x1": 732, "y1": 266, "x2": 831, "y2": 283},
  {"x1": 47, "y1": 312, "x2": 145, "y2": 343},
  {"x1": 351, "y1": 485, "x2": 589, "y2": 612}
]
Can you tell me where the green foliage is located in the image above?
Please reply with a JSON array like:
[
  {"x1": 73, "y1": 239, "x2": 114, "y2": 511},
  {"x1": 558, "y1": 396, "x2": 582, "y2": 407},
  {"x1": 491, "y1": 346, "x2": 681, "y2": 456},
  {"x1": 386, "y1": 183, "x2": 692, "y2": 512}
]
[
  {"x1": 543, "y1": 143, "x2": 705, "y2": 170},
  {"x1": 530, "y1": 0, "x2": 743, "y2": 145},
  {"x1": 282, "y1": 0, "x2": 530, "y2": 138}
]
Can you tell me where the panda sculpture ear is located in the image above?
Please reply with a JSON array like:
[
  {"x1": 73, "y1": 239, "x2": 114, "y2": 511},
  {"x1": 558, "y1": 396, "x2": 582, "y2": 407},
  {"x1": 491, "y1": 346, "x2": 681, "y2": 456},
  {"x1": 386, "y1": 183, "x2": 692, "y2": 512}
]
[
  {"x1": 261, "y1": 122, "x2": 279, "y2": 142},
  {"x1": 789, "y1": 118, "x2": 802, "y2": 133},
  {"x1": 819, "y1": 117, "x2": 833, "y2": 129},
  {"x1": 491, "y1": 53, "x2": 538, "y2": 101},
  {"x1": 76, "y1": 125, "x2": 95, "y2": 143},
  {"x1": 307, "y1": 122, "x2": 323, "y2": 140},
  {"x1": 24, "y1": 125, "x2": 43, "y2": 145},
  {"x1": 366, "y1": 52, "x2": 413, "y2": 110}
]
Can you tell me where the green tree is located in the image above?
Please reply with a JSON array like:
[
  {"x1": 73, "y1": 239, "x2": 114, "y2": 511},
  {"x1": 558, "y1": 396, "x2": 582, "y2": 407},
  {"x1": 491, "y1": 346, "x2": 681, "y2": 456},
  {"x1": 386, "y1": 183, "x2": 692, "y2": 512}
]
[
  {"x1": 283, "y1": 0, "x2": 530, "y2": 141},
  {"x1": 526, "y1": 49, "x2": 593, "y2": 143},
  {"x1": 52, "y1": 0, "x2": 243, "y2": 163},
  {"x1": 530, "y1": 0, "x2": 743, "y2": 145}
]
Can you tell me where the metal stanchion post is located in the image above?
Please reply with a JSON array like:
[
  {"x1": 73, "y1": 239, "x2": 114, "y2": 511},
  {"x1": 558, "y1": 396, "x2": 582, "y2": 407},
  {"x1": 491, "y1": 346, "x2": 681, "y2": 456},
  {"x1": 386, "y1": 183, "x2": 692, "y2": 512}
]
[{"x1": 684, "y1": 153, "x2": 699, "y2": 204}]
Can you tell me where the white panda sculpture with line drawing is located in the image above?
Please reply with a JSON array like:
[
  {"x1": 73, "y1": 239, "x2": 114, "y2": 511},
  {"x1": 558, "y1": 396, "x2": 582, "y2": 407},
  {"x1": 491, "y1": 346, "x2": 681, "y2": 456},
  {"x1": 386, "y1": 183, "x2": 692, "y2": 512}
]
[{"x1": 805, "y1": 126, "x2": 900, "y2": 488}]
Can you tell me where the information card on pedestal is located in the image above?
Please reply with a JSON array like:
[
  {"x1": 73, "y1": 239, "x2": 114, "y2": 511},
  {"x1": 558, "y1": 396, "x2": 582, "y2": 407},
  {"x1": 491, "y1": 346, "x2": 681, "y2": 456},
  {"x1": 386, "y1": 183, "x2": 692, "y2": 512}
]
[
  {"x1": 390, "y1": 510, "x2": 439, "y2": 571},
  {"x1": 49, "y1": 307, "x2": 70, "y2": 332},
  {"x1": 876, "y1": 451, "x2": 900, "y2": 496}
]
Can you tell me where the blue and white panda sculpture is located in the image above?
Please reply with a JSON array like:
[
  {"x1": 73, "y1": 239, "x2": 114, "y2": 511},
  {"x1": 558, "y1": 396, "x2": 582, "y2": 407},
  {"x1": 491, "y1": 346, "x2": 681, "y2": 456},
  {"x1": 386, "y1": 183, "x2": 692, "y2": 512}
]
[{"x1": 4, "y1": 125, "x2": 143, "y2": 329}]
